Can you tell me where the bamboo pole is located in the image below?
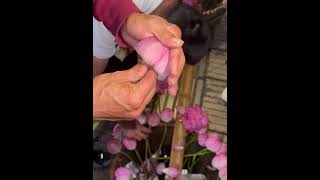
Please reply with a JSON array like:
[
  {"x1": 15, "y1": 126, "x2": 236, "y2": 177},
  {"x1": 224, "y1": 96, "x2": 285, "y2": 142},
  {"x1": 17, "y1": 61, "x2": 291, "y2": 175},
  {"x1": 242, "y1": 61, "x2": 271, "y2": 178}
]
[{"x1": 168, "y1": 64, "x2": 195, "y2": 180}]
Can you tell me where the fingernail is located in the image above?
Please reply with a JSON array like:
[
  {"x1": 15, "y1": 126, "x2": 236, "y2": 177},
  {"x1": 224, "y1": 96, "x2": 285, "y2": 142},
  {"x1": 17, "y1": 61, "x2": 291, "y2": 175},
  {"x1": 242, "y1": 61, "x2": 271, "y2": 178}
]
[{"x1": 172, "y1": 38, "x2": 184, "y2": 46}]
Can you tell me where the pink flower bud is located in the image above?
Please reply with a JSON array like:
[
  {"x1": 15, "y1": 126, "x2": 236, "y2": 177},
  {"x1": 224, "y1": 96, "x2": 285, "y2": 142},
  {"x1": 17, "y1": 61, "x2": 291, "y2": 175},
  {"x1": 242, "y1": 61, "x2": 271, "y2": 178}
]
[
  {"x1": 148, "y1": 113, "x2": 160, "y2": 127},
  {"x1": 206, "y1": 137, "x2": 222, "y2": 153},
  {"x1": 160, "y1": 108, "x2": 173, "y2": 123},
  {"x1": 198, "y1": 133, "x2": 208, "y2": 147},
  {"x1": 156, "y1": 162, "x2": 166, "y2": 175},
  {"x1": 212, "y1": 154, "x2": 227, "y2": 170},
  {"x1": 115, "y1": 167, "x2": 132, "y2": 180},
  {"x1": 218, "y1": 167, "x2": 227, "y2": 178},
  {"x1": 123, "y1": 137, "x2": 137, "y2": 150},
  {"x1": 112, "y1": 124, "x2": 122, "y2": 139},
  {"x1": 162, "y1": 167, "x2": 180, "y2": 178},
  {"x1": 137, "y1": 113, "x2": 147, "y2": 125},
  {"x1": 106, "y1": 138, "x2": 122, "y2": 154},
  {"x1": 216, "y1": 143, "x2": 227, "y2": 155}
]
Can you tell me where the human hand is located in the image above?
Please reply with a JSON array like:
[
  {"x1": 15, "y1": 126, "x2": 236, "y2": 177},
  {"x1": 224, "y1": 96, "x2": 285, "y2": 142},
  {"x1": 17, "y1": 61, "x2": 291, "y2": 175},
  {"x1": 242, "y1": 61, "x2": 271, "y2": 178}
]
[
  {"x1": 119, "y1": 121, "x2": 151, "y2": 141},
  {"x1": 121, "y1": 13, "x2": 185, "y2": 96},
  {"x1": 93, "y1": 64, "x2": 157, "y2": 120}
]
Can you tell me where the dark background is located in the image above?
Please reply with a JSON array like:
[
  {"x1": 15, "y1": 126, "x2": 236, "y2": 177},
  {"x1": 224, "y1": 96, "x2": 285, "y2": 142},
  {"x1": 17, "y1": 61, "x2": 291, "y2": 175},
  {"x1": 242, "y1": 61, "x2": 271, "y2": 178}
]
[{"x1": 0, "y1": 0, "x2": 319, "y2": 179}]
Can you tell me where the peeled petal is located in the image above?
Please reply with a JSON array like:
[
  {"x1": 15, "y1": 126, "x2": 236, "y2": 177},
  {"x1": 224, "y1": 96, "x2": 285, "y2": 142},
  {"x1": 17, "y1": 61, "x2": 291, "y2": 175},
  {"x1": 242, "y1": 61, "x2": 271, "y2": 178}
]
[
  {"x1": 162, "y1": 167, "x2": 180, "y2": 178},
  {"x1": 156, "y1": 162, "x2": 166, "y2": 175},
  {"x1": 115, "y1": 167, "x2": 132, "y2": 180},
  {"x1": 205, "y1": 137, "x2": 222, "y2": 153},
  {"x1": 159, "y1": 108, "x2": 173, "y2": 123},
  {"x1": 123, "y1": 137, "x2": 137, "y2": 151},
  {"x1": 212, "y1": 154, "x2": 227, "y2": 170},
  {"x1": 106, "y1": 138, "x2": 122, "y2": 154}
]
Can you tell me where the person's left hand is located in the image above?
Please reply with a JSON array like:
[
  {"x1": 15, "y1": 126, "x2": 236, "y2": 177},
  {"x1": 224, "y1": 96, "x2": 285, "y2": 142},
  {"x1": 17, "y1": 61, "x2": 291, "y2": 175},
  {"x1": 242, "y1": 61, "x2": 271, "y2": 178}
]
[
  {"x1": 119, "y1": 121, "x2": 151, "y2": 141},
  {"x1": 121, "y1": 13, "x2": 185, "y2": 96}
]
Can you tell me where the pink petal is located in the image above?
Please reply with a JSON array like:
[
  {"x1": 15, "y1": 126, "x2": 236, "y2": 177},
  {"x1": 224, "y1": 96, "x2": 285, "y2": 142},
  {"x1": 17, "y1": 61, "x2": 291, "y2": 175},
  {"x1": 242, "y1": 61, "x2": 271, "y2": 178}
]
[
  {"x1": 162, "y1": 167, "x2": 180, "y2": 178},
  {"x1": 160, "y1": 108, "x2": 173, "y2": 123},
  {"x1": 106, "y1": 138, "x2": 122, "y2": 154},
  {"x1": 212, "y1": 154, "x2": 227, "y2": 170},
  {"x1": 216, "y1": 143, "x2": 227, "y2": 155},
  {"x1": 137, "y1": 113, "x2": 147, "y2": 125},
  {"x1": 205, "y1": 137, "x2": 222, "y2": 153},
  {"x1": 156, "y1": 162, "x2": 166, "y2": 175},
  {"x1": 112, "y1": 123, "x2": 122, "y2": 139},
  {"x1": 134, "y1": 37, "x2": 166, "y2": 66},
  {"x1": 207, "y1": 132, "x2": 223, "y2": 141},
  {"x1": 148, "y1": 113, "x2": 160, "y2": 127},
  {"x1": 123, "y1": 137, "x2": 137, "y2": 150},
  {"x1": 199, "y1": 128, "x2": 207, "y2": 134},
  {"x1": 198, "y1": 133, "x2": 208, "y2": 147},
  {"x1": 218, "y1": 167, "x2": 227, "y2": 178},
  {"x1": 115, "y1": 167, "x2": 132, "y2": 180},
  {"x1": 154, "y1": 49, "x2": 169, "y2": 81}
]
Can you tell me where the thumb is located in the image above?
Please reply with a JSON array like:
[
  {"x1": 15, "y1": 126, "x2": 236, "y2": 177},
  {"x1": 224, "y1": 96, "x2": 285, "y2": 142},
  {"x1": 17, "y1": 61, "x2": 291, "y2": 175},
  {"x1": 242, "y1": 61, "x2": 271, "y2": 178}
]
[{"x1": 122, "y1": 64, "x2": 149, "y2": 82}]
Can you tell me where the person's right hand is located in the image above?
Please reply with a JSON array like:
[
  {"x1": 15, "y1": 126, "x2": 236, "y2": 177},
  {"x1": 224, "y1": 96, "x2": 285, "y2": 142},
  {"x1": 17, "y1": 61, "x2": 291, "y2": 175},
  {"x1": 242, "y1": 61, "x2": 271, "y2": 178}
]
[{"x1": 93, "y1": 64, "x2": 157, "y2": 120}]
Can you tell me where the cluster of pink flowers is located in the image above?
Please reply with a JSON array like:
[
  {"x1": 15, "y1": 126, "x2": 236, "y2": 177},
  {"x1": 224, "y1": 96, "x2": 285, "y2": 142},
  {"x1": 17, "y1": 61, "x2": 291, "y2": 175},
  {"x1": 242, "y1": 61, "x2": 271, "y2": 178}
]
[
  {"x1": 178, "y1": 105, "x2": 227, "y2": 180},
  {"x1": 109, "y1": 108, "x2": 177, "y2": 180},
  {"x1": 111, "y1": 104, "x2": 227, "y2": 180}
]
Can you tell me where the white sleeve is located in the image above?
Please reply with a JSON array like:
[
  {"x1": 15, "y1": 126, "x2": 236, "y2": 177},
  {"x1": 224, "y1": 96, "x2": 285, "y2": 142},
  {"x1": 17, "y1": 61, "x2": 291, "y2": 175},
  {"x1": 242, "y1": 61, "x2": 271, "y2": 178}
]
[
  {"x1": 93, "y1": 17, "x2": 116, "y2": 60},
  {"x1": 132, "y1": 0, "x2": 163, "y2": 14}
]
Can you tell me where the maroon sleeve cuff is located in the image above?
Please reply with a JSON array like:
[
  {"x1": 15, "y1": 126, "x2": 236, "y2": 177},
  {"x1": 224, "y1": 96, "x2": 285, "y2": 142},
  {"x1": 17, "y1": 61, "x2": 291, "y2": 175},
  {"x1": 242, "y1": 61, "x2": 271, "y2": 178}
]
[{"x1": 93, "y1": 0, "x2": 141, "y2": 48}]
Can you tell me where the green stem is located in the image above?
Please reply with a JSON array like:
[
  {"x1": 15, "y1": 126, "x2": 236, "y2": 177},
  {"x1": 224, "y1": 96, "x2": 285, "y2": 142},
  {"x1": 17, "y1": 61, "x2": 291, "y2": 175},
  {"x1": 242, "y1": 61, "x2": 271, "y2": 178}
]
[
  {"x1": 120, "y1": 151, "x2": 135, "y2": 164},
  {"x1": 134, "y1": 149, "x2": 143, "y2": 164},
  {"x1": 184, "y1": 135, "x2": 197, "y2": 149},
  {"x1": 189, "y1": 155, "x2": 205, "y2": 173},
  {"x1": 158, "y1": 122, "x2": 167, "y2": 152},
  {"x1": 157, "y1": 157, "x2": 170, "y2": 160}
]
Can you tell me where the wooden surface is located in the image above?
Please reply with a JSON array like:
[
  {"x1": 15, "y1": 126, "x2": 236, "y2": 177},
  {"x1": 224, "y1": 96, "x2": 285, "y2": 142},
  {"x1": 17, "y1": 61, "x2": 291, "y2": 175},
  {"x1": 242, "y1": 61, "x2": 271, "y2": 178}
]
[{"x1": 168, "y1": 64, "x2": 195, "y2": 180}]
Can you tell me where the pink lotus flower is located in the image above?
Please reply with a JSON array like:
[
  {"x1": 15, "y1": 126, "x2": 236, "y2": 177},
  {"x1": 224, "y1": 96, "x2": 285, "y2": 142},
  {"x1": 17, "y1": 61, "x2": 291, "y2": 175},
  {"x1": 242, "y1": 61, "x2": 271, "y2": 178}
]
[
  {"x1": 219, "y1": 167, "x2": 227, "y2": 178},
  {"x1": 123, "y1": 137, "x2": 137, "y2": 150},
  {"x1": 181, "y1": 105, "x2": 208, "y2": 133},
  {"x1": 134, "y1": 37, "x2": 170, "y2": 81},
  {"x1": 182, "y1": 0, "x2": 198, "y2": 7},
  {"x1": 148, "y1": 113, "x2": 160, "y2": 127},
  {"x1": 162, "y1": 167, "x2": 180, "y2": 178},
  {"x1": 137, "y1": 113, "x2": 147, "y2": 125},
  {"x1": 160, "y1": 108, "x2": 173, "y2": 122},
  {"x1": 156, "y1": 80, "x2": 168, "y2": 94},
  {"x1": 198, "y1": 133, "x2": 208, "y2": 147},
  {"x1": 106, "y1": 138, "x2": 122, "y2": 154},
  {"x1": 156, "y1": 162, "x2": 165, "y2": 175},
  {"x1": 112, "y1": 124, "x2": 122, "y2": 139},
  {"x1": 212, "y1": 154, "x2": 227, "y2": 170},
  {"x1": 115, "y1": 167, "x2": 132, "y2": 180},
  {"x1": 216, "y1": 143, "x2": 227, "y2": 155},
  {"x1": 205, "y1": 136, "x2": 222, "y2": 153}
]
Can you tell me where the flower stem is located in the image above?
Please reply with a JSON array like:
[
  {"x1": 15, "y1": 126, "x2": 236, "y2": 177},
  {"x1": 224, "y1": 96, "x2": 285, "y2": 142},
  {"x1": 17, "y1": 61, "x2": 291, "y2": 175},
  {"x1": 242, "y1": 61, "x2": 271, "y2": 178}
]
[
  {"x1": 157, "y1": 157, "x2": 170, "y2": 160},
  {"x1": 184, "y1": 134, "x2": 197, "y2": 149},
  {"x1": 158, "y1": 122, "x2": 167, "y2": 152},
  {"x1": 120, "y1": 151, "x2": 135, "y2": 164},
  {"x1": 134, "y1": 149, "x2": 143, "y2": 164},
  {"x1": 189, "y1": 155, "x2": 205, "y2": 173}
]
